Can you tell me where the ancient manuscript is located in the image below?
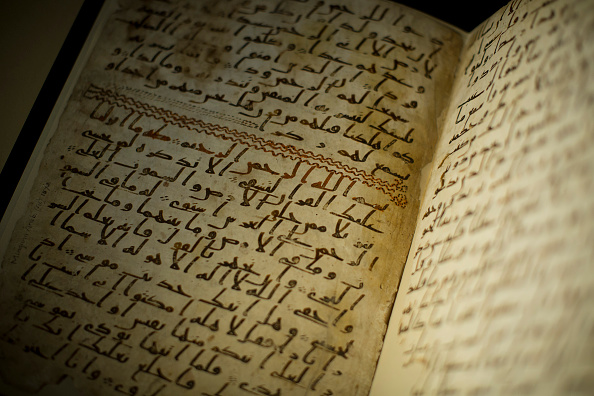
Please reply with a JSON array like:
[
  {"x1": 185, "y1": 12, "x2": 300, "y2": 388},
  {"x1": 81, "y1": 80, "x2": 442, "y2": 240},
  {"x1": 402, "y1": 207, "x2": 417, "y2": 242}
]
[{"x1": 0, "y1": 0, "x2": 592, "y2": 395}]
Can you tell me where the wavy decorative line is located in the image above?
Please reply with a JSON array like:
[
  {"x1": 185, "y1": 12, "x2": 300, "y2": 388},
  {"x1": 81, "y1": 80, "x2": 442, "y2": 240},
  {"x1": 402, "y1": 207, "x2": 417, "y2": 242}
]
[{"x1": 83, "y1": 84, "x2": 408, "y2": 207}]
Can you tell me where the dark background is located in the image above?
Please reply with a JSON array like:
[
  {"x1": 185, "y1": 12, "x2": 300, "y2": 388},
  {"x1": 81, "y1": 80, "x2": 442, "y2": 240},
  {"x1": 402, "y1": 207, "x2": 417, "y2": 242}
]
[{"x1": 399, "y1": 1, "x2": 509, "y2": 32}]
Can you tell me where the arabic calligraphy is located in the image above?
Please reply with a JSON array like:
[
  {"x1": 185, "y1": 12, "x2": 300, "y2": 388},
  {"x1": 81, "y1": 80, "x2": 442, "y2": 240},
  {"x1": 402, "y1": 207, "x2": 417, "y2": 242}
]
[
  {"x1": 0, "y1": 0, "x2": 465, "y2": 395},
  {"x1": 372, "y1": 0, "x2": 594, "y2": 394}
]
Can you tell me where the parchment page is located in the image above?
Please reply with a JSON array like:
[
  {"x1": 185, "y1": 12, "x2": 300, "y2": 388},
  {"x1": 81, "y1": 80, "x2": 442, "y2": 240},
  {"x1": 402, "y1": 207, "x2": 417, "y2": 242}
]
[
  {"x1": 371, "y1": 0, "x2": 594, "y2": 394},
  {"x1": 0, "y1": 1, "x2": 463, "y2": 395}
]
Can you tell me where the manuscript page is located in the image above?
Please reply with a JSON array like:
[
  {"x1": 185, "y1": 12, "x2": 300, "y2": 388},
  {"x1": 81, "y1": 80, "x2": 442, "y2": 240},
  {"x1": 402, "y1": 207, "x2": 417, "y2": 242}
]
[
  {"x1": 371, "y1": 0, "x2": 594, "y2": 394},
  {"x1": 0, "y1": 1, "x2": 462, "y2": 395}
]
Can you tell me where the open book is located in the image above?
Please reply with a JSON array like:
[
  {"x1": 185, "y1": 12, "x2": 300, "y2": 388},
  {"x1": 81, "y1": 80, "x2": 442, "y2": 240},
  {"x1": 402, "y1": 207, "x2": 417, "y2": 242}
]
[{"x1": 1, "y1": 0, "x2": 593, "y2": 395}]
